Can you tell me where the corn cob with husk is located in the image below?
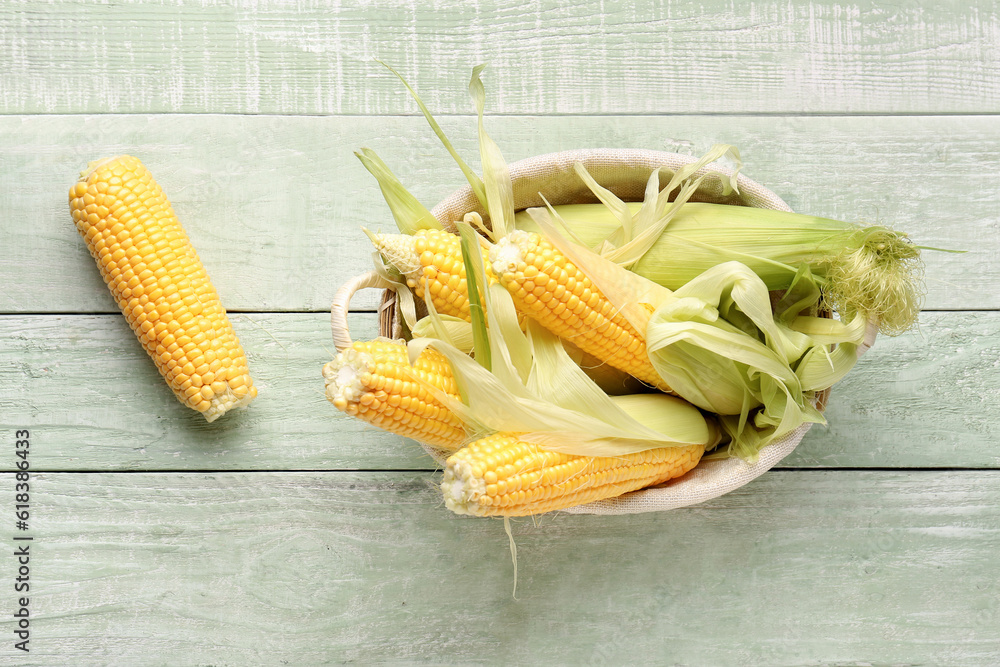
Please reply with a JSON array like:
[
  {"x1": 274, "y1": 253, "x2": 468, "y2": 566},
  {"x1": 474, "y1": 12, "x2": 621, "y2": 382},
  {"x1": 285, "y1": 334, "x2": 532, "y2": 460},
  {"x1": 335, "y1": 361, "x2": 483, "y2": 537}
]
[
  {"x1": 488, "y1": 229, "x2": 671, "y2": 392},
  {"x1": 443, "y1": 400, "x2": 708, "y2": 517},
  {"x1": 516, "y1": 194, "x2": 923, "y2": 336},
  {"x1": 366, "y1": 228, "x2": 486, "y2": 322}
]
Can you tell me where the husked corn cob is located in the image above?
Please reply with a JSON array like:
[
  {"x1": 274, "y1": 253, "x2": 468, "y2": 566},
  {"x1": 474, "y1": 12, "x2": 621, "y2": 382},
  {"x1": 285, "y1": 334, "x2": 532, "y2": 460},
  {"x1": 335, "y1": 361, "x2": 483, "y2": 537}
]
[
  {"x1": 443, "y1": 433, "x2": 704, "y2": 516},
  {"x1": 69, "y1": 155, "x2": 256, "y2": 422},
  {"x1": 489, "y1": 230, "x2": 670, "y2": 392},
  {"x1": 323, "y1": 339, "x2": 467, "y2": 451},
  {"x1": 369, "y1": 228, "x2": 484, "y2": 320}
]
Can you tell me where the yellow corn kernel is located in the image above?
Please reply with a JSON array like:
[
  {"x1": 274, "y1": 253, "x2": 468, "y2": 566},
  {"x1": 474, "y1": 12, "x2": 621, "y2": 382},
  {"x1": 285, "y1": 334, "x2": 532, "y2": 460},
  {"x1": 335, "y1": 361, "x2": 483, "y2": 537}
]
[
  {"x1": 442, "y1": 433, "x2": 704, "y2": 517},
  {"x1": 323, "y1": 339, "x2": 467, "y2": 451},
  {"x1": 489, "y1": 230, "x2": 670, "y2": 392},
  {"x1": 69, "y1": 155, "x2": 256, "y2": 422}
]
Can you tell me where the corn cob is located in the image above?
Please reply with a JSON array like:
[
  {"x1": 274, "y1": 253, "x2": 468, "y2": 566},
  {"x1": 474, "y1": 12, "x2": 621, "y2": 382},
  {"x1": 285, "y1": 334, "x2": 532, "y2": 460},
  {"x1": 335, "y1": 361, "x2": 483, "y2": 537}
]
[
  {"x1": 489, "y1": 230, "x2": 670, "y2": 392},
  {"x1": 369, "y1": 228, "x2": 483, "y2": 320},
  {"x1": 442, "y1": 433, "x2": 704, "y2": 516},
  {"x1": 323, "y1": 339, "x2": 467, "y2": 451},
  {"x1": 69, "y1": 155, "x2": 256, "y2": 422}
]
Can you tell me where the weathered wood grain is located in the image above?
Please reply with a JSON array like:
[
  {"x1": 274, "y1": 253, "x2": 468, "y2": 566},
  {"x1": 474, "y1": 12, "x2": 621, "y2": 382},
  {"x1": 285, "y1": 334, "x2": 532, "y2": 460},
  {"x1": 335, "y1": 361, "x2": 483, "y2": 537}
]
[
  {"x1": 2, "y1": 311, "x2": 997, "y2": 472},
  {"x1": 2, "y1": 1, "x2": 996, "y2": 664},
  {"x1": 2, "y1": 470, "x2": 997, "y2": 666},
  {"x1": 794, "y1": 311, "x2": 1000, "y2": 468},
  {"x1": 1, "y1": 0, "x2": 998, "y2": 115},
  {"x1": 0, "y1": 312, "x2": 429, "y2": 471},
  {"x1": 1, "y1": 113, "x2": 995, "y2": 313}
]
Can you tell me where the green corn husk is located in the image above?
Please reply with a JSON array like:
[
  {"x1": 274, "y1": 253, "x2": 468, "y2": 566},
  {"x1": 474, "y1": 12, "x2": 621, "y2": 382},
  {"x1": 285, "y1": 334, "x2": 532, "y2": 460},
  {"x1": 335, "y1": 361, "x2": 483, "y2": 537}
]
[{"x1": 517, "y1": 200, "x2": 923, "y2": 336}]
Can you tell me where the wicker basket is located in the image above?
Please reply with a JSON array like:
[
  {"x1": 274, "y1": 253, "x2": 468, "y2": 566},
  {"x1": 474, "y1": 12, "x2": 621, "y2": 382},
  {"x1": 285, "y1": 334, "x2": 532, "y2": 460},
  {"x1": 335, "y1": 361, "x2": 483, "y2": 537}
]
[{"x1": 331, "y1": 149, "x2": 877, "y2": 515}]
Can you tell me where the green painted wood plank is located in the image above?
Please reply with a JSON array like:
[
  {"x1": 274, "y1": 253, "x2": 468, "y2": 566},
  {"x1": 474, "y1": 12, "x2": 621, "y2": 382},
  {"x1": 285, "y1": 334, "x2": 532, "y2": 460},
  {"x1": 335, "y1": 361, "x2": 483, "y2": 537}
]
[
  {"x1": 0, "y1": 312, "x2": 436, "y2": 472},
  {"x1": 2, "y1": 311, "x2": 998, "y2": 471},
  {"x1": 2, "y1": 470, "x2": 997, "y2": 665},
  {"x1": 2, "y1": 0, "x2": 999, "y2": 115},
  {"x1": 0, "y1": 113, "x2": 993, "y2": 313}
]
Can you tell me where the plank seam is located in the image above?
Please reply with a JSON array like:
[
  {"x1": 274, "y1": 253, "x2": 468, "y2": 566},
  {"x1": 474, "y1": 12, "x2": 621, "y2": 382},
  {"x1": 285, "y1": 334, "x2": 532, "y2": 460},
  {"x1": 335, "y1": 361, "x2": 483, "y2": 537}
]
[
  {"x1": 5, "y1": 467, "x2": 997, "y2": 474},
  {"x1": 2, "y1": 308, "x2": 997, "y2": 317},
  {"x1": 4, "y1": 111, "x2": 1000, "y2": 118}
]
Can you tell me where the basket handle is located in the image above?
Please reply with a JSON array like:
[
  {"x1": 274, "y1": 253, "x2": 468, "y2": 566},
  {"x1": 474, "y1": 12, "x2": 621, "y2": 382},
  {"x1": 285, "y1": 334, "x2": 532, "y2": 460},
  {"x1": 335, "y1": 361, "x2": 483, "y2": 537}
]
[
  {"x1": 330, "y1": 271, "x2": 394, "y2": 351},
  {"x1": 857, "y1": 319, "x2": 879, "y2": 359}
]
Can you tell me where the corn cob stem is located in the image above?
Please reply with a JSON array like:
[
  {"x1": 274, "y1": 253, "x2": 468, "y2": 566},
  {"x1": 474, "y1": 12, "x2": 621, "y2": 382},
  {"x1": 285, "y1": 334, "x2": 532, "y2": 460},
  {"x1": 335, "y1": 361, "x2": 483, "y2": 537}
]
[
  {"x1": 323, "y1": 339, "x2": 467, "y2": 451},
  {"x1": 443, "y1": 433, "x2": 704, "y2": 517},
  {"x1": 69, "y1": 155, "x2": 256, "y2": 422}
]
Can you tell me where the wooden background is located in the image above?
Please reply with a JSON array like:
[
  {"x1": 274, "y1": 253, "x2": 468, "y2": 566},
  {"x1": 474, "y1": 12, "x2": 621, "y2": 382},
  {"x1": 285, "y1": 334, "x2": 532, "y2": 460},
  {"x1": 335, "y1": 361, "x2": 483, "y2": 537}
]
[{"x1": 2, "y1": 1, "x2": 999, "y2": 664}]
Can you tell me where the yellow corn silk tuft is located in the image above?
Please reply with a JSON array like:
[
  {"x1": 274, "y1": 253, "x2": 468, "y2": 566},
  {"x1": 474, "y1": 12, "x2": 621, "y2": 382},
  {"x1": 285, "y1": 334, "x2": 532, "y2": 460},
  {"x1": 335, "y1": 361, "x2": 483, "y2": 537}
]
[
  {"x1": 323, "y1": 339, "x2": 468, "y2": 452},
  {"x1": 488, "y1": 230, "x2": 671, "y2": 393},
  {"x1": 442, "y1": 433, "x2": 704, "y2": 517},
  {"x1": 69, "y1": 155, "x2": 256, "y2": 422}
]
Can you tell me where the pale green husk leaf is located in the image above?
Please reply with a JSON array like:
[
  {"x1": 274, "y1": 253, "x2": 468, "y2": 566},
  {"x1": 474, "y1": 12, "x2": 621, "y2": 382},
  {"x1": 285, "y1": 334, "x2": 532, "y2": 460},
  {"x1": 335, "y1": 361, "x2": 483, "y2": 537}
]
[
  {"x1": 645, "y1": 261, "x2": 828, "y2": 456},
  {"x1": 469, "y1": 65, "x2": 516, "y2": 242},
  {"x1": 410, "y1": 315, "x2": 474, "y2": 353},
  {"x1": 354, "y1": 148, "x2": 440, "y2": 234},
  {"x1": 365, "y1": 245, "x2": 420, "y2": 333},
  {"x1": 572, "y1": 162, "x2": 635, "y2": 240},
  {"x1": 408, "y1": 331, "x2": 714, "y2": 456},
  {"x1": 599, "y1": 144, "x2": 743, "y2": 267},
  {"x1": 378, "y1": 60, "x2": 487, "y2": 210},
  {"x1": 458, "y1": 223, "x2": 491, "y2": 371}
]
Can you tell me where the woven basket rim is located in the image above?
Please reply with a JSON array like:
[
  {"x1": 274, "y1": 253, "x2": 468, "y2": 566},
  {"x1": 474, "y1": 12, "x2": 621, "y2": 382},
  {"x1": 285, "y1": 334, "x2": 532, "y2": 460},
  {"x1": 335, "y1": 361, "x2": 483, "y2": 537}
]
[{"x1": 429, "y1": 148, "x2": 794, "y2": 232}]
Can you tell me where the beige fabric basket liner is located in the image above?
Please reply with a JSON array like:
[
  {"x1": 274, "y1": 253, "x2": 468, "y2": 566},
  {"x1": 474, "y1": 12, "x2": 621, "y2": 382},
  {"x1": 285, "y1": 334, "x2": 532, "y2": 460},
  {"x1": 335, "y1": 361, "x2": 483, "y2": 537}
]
[{"x1": 335, "y1": 149, "x2": 873, "y2": 515}]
